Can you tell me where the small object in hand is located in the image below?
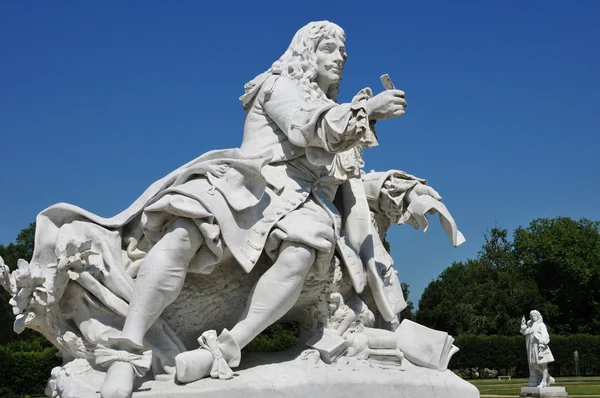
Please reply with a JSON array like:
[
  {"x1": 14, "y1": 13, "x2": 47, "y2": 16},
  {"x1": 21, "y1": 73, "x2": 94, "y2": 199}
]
[{"x1": 380, "y1": 74, "x2": 395, "y2": 90}]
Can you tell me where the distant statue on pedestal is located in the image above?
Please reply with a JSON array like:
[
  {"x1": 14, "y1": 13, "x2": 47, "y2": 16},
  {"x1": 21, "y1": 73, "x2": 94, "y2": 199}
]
[{"x1": 520, "y1": 310, "x2": 555, "y2": 388}]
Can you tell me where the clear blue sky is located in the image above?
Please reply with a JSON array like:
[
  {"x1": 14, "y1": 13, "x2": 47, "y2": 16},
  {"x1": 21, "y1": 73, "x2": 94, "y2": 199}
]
[{"x1": 1, "y1": 1, "x2": 599, "y2": 305}]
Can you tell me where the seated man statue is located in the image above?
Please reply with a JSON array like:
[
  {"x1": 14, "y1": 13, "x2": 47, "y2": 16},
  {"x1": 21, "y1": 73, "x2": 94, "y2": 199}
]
[{"x1": 0, "y1": 21, "x2": 463, "y2": 398}]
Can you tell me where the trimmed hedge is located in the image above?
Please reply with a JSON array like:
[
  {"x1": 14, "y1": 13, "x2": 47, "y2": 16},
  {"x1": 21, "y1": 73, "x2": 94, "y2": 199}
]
[
  {"x1": 452, "y1": 334, "x2": 600, "y2": 377},
  {"x1": 0, "y1": 342, "x2": 61, "y2": 397},
  {"x1": 243, "y1": 322, "x2": 300, "y2": 353}
]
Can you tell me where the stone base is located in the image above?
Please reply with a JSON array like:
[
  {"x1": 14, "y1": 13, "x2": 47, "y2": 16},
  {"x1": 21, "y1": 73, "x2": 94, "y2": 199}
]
[
  {"x1": 520, "y1": 386, "x2": 569, "y2": 397},
  {"x1": 49, "y1": 350, "x2": 479, "y2": 398}
]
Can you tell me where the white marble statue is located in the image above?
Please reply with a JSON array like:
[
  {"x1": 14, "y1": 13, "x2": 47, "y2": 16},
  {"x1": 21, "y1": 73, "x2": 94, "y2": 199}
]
[
  {"x1": 520, "y1": 310, "x2": 556, "y2": 388},
  {"x1": 0, "y1": 21, "x2": 476, "y2": 398}
]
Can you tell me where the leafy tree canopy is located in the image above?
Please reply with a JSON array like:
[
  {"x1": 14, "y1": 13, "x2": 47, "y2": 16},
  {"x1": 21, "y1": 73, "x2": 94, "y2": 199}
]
[
  {"x1": 417, "y1": 218, "x2": 600, "y2": 336},
  {"x1": 0, "y1": 222, "x2": 41, "y2": 345}
]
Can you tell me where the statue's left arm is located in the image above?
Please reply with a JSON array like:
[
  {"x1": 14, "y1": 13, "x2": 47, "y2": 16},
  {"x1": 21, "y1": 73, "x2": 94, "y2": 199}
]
[
  {"x1": 362, "y1": 170, "x2": 427, "y2": 227},
  {"x1": 361, "y1": 169, "x2": 465, "y2": 247}
]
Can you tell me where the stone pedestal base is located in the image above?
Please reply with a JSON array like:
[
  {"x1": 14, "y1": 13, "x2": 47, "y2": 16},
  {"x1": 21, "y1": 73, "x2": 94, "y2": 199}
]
[
  {"x1": 520, "y1": 386, "x2": 569, "y2": 397},
  {"x1": 49, "y1": 350, "x2": 479, "y2": 398}
]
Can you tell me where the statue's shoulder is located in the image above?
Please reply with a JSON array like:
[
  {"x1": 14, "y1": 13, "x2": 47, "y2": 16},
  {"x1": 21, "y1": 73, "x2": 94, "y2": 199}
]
[
  {"x1": 240, "y1": 71, "x2": 271, "y2": 108},
  {"x1": 262, "y1": 74, "x2": 300, "y2": 97},
  {"x1": 241, "y1": 73, "x2": 293, "y2": 109},
  {"x1": 261, "y1": 74, "x2": 281, "y2": 95}
]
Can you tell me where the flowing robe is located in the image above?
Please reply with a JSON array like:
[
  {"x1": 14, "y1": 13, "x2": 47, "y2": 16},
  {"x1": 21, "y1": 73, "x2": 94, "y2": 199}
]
[
  {"x1": 522, "y1": 320, "x2": 555, "y2": 365},
  {"x1": 26, "y1": 73, "x2": 411, "y2": 369}
]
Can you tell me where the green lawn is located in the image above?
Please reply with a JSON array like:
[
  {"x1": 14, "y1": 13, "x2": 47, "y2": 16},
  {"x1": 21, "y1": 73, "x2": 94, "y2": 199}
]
[{"x1": 470, "y1": 377, "x2": 600, "y2": 396}]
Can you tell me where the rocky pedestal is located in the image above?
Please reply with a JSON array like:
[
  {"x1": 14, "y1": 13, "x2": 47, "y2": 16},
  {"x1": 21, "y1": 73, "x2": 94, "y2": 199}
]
[
  {"x1": 49, "y1": 350, "x2": 479, "y2": 398},
  {"x1": 520, "y1": 386, "x2": 569, "y2": 398}
]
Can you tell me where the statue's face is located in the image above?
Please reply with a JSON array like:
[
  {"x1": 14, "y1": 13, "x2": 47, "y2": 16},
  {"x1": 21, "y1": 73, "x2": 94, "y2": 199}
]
[
  {"x1": 531, "y1": 312, "x2": 539, "y2": 321},
  {"x1": 315, "y1": 35, "x2": 346, "y2": 86}
]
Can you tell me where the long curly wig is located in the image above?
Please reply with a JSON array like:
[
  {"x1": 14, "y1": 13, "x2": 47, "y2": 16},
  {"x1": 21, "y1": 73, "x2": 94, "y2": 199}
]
[
  {"x1": 245, "y1": 21, "x2": 346, "y2": 104},
  {"x1": 530, "y1": 310, "x2": 543, "y2": 323}
]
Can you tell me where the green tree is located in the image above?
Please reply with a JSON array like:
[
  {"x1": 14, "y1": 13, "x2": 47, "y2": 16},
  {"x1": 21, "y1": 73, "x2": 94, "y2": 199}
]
[
  {"x1": 0, "y1": 222, "x2": 38, "y2": 345},
  {"x1": 416, "y1": 257, "x2": 524, "y2": 335},
  {"x1": 400, "y1": 282, "x2": 416, "y2": 321},
  {"x1": 417, "y1": 218, "x2": 600, "y2": 336},
  {"x1": 0, "y1": 222, "x2": 35, "y2": 271},
  {"x1": 512, "y1": 217, "x2": 600, "y2": 334},
  {"x1": 416, "y1": 227, "x2": 540, "y2": 335}
]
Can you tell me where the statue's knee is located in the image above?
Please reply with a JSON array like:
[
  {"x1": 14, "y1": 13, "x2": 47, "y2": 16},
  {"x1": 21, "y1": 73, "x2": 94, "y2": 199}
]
[
  {"x1": 165, "y1": 218, "x2": 203, "y2": 250},
  {"x1": 279, "y1": 242, "x2": 315, "y2": 275}
]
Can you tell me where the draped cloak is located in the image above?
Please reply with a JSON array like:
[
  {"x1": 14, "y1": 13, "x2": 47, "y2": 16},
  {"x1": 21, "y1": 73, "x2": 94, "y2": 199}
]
[
  {"x1": 523, "y1": 320, "x2": 555, "y2": 365},
  {"x1": 28, "y1": 73, "x2": 411, "y2": 371}
]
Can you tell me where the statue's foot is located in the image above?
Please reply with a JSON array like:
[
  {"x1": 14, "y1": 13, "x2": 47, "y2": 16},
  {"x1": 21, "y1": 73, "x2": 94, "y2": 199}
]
[
  {"x1": 537, "y1": 381, "x2": 548, "y2": 388},
  {"x1": 175, "y1": 329, "x2": 241, "y2": 383},
  {"x1": 100, "y1": 361, "x2": 135, "y2": 398},
  {"x1": 548, "y1": 376, "x2": 556, "y2": 386},
  {"x1": 95, "y1": 337, "x2": 152, "y2": 398}
]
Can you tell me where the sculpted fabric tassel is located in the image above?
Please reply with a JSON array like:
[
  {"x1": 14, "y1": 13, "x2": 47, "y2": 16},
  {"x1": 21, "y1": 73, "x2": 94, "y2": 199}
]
[
  {"x1": 198, "y1": 330, "x2": 235, "y2": 380},
  {"x1": 94, "y1": 345, "x2": 153, "y2": 377}
]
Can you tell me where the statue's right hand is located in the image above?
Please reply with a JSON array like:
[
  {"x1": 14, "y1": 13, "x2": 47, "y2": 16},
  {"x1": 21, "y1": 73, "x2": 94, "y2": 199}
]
[{"x1": 365, "y1": 89, "x2": 407, "y2": 120}]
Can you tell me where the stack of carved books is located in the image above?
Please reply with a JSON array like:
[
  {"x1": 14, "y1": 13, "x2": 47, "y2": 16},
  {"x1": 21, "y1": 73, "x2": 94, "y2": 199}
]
[
  {"x1": 395, "y1": 319, "x2": 459, "y2": 371},
  {"x1": 306, "y1": 329, "x2": 348, "y2": 364}
]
